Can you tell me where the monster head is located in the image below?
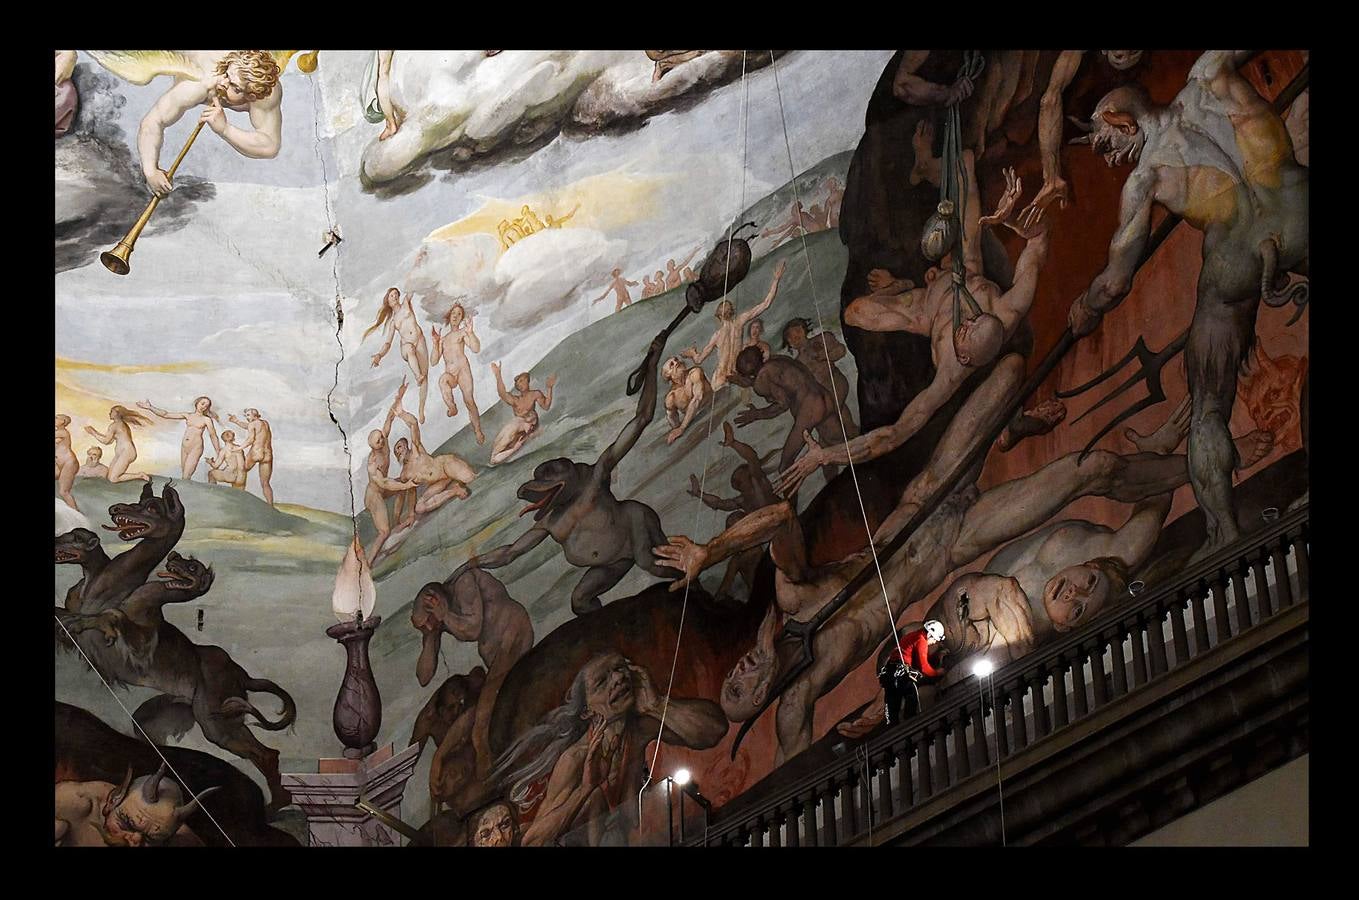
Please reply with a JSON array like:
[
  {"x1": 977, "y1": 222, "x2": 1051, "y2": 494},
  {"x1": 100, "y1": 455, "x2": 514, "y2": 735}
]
[
  {"x1": 157, "y1": 551, "x2": 214, "y2": 594},
  {"x1": 516, "y1": 458, "x2": 590, "y2": 521},
  {"x1": 55, "y1": 528, "x2": 103, "y2": 566},
  {"x1": 99, "y1": 763, "x2": 220, "y2": 847},
  {"x1": 105, "y1": 482, "x2": 185, "y2": 543}
]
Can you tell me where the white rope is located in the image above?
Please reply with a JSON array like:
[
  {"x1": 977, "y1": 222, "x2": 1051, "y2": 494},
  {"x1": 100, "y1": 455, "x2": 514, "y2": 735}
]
[
  {"x1": 638, "y1": 52, "x2": 752, "y2": 833},
  {"x1": 54, "y1": 614, "x2": 237, "y2": 847},
  {"x1": 767, "y1": 51, "x2": 905, "y2": 662}
]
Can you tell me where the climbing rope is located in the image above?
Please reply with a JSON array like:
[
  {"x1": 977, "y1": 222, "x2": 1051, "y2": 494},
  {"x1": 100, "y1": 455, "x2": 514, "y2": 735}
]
[
  {"x1": 769, "y1": 50, "x2": 905, "y2": 664},
  {"x1": 638, "y1": 51, "x2": 752, "y2": 830},
  {"x1": 940, "y1": 52, "x2": 986, "y2": 335}
]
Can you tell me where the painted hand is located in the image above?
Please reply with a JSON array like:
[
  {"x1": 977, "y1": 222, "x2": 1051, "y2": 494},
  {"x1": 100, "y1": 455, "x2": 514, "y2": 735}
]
[
  {"x1": 145, "y1": 168, "x2": 173, "y2": 198},
  {"x1": 653, "y1": 535, "x2": 709, "y2": 592},
  {"x1": 776, "y1": 431, "x2": 824, "y2": 497},
  {"x1": 629, "y1": 664, "x2": 662, "y2": 717},
  {"x1": 200, "y1": 95, "x2": 227, "y2": 136},
  {"x1": 980, "y1": 167, "x2": 1022, "y2": 229},
  {"x1": 1020, "y1": 176, "x2": 1070, "y2": 230}
]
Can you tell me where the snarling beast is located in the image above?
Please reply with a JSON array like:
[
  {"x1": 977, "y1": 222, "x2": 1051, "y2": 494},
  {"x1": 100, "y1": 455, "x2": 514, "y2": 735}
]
[
  {"x1": 61, "y1": 548, "x2": 297, "y2": 812},
  {"x1": 55, "y1": 762, "x2": 220, "y2": 847},
  {"x1": 81, "y1": 481, "x2": 186, "y2": 613}
]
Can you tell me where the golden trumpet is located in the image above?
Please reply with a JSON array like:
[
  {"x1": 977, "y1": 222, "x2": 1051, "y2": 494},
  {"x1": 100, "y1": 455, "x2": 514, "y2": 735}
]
[{"x1": 100, "y1": 119, "x2": 207, "y2": 276}]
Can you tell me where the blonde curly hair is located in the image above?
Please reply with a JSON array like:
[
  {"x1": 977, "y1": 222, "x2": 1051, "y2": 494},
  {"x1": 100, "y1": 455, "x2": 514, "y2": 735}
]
[{"x1": 214, "y1": 51, "x2": 281, "y2": 101}]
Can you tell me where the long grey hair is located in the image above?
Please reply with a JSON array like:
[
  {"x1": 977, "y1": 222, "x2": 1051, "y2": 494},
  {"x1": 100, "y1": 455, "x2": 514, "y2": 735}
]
[{"x1": 490, "y1": 653, "x2": 611, "y2": 811}]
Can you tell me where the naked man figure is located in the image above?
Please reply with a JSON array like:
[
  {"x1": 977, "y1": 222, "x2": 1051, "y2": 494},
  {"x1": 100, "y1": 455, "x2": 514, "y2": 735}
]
[
  {"x1": 684, "y1": 259, "x2": 786, "y2": 391},
  {"x1": 78, "y1": 447, "x2": 109, "y2": 480},
  {"x1": 490, "y1": 364, "x2": 557, "y2": 466},
  {"x1": 363, "y1": 392, "x2": 419, "y2": 564},
  {"x1": 227, "y1": 409, "x2": 274, "y2": 506},
  {"x1": 665, "y1": 249, "x2": 700, "y2": 291},
  {"x1": 781, "y1": 317, "x2": 857, "y2": 438},
  {"x1": 1066, "y1": 51, "x2": 1309, "y2": 554},
  {"x1": 744, "y1": 318, "x2": 771, "y2": 363},
  {"x1": 778, "y1": 146, "x2": 1055, "y2": 497},
  {"x1": 85, "y1": 406, "x2": 152, "y2": 484},
  {"x1": 205, "y1": 430, "x2": 247, "y2": 489},
  {"x1": 730, "y1": 347, "x2": 851, "y2": 491},
  {"x1": 687, "y1": 421, "x2": 781, "y2": 602},
  {"x1": 592, "y1": 269, "x2": 640, "y2": 314},
  {"x1": 55, "y1": 414, "x2": 80, "y2": 511},
  {"x1": 431, "y1": 304, "x2": 486, "y2": 444},
  {"x1": 367, "y1": 288, "x2": 431, "y2": 424},
  {"x1": 662, "y1": 356, "x2": 713, "y2": 444},
  {"x1": 390, "y1": 381, "x2": 477, "y2": 522},
  {"x1": 139, "y1": 397, "x2": 221, "y2": 481},
  {"x1": 656, "y1": 379, "x2": 1272, "y2": 760}
]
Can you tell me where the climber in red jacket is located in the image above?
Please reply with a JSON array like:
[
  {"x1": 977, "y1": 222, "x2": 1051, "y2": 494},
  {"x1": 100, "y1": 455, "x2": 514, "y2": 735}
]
[{"x1": 879, "y1": 619, "x2": 946, "y2": 725}]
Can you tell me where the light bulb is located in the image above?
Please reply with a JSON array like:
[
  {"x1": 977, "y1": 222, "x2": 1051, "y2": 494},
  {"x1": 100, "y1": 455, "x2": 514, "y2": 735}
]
[
  {"x1": 673, "y1": 768, "x2": 691, "y2": 787},
  {"x1": 972, "y1": 659, "x2": 994, "y2": 678}
]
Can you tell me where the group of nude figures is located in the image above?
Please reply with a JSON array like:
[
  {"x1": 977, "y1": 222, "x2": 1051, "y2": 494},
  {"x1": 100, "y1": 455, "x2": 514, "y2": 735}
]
[
  {"x1": 55, "y1": 400, "x2": 275, "y2": 512},
  {"x1": 362, "y1": 288, "x2": 559, "y2": 564}
]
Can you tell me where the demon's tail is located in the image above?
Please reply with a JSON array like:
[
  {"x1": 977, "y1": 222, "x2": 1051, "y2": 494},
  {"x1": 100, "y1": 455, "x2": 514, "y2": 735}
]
[{"x1": 222, "y1": 678, "x2": 296, "y2": 731}]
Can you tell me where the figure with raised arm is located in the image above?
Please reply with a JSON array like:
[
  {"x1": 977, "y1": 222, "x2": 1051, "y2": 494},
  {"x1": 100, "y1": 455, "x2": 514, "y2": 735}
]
[
  {"x1": 489, "y1": 365, "x2": 557, "y2": 466},
  {"x1": 85, "y1": 406, "x2": 152, "y2": 484},
  {"x1": 431, "y1": 304, "x2": 486, "y2": 445},
  {"x1": 683, "y1": 259, "x2": 786, "y2": 391},
  {"x1": 139, "y1": 396, "x2": 221, "y2": 481},
  {"x1": 366, "y1": 287, "x2": 431, "y2": 424}
]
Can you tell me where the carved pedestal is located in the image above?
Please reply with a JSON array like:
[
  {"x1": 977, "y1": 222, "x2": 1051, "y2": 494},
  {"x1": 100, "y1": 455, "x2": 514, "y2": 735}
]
[{"x1": 281, "y1": 743, "x2": 422, "y2": 847}]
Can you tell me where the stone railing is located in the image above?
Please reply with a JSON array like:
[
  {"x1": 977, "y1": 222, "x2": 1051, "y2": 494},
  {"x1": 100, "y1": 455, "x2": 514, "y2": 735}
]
[{"x1": 690, "y1": 506, "x2": 1310, "y2": 847}]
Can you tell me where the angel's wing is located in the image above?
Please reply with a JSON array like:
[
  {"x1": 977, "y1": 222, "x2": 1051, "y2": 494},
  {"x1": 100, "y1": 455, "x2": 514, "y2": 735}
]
[
  {"x1": 85, "y1": 50, "x2": 318, "y2": 85},
  {"x1": 85, "y1": 50, "x2": 205, "y2": 85}
]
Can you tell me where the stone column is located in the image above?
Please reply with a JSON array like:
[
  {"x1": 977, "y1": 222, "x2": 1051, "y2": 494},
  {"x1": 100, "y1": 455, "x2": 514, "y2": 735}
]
[{"x1": 282, "y1": 743, "x2": 422, "y2": 847}]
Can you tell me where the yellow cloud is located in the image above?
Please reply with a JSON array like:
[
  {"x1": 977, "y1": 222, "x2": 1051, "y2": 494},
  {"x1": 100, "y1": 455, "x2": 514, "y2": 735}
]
[
  {"x1": 425, "y1": 170, "x2": 667, "y2": 243},
  {"x1": 56, "y1": 357, "x2": 209, "y2": 376},
  {"x1": 55, "y1": 357, "x2": 191, "y2": 475}
]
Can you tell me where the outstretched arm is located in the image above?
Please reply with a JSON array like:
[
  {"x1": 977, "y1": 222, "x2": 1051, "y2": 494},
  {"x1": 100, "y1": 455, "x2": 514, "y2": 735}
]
[
  {"x1": 995, "y1": 226, "x2": 1052, "y2": 331},
  {"x1": 654, "y1": 501, "x2": 794, "y2": 591},
  {"x1": 461, "y1": 526, "x2": 551, "y2": 572},
  {"x1": 1027, "y1": 50, "x2": 1084, "y2": 218},
  {"x1": 1191, "y1": 50, "x2": 1255, "y2": 82},
  {"x1": 597, "y1": 338, "x2": 665, "y2": 473},
  {"x1": 686, "y1": 329, "x2": 721, "y2": 365},
  {"x1": 537, "y1": 376, "x2": 557, "y2": 412},
  {"x1": 464, "y1": 320, "x2": 481, "y2": 354},
  {"x1": 138, "y1": 79, "x2": 208, "y2": 196},
  {"x1": 139, "y1": 401, "x2": 183, "y2": 421},
  {"x1": 395, "y1": 408, "x2": 424, "y2": 455},
  {"x1": 737, "y1": 260, "x2": 787, "y2": 327},
  {"x1": 492, "y1": 364, "x2": 514, "y2": 405},
  {"x1": 212, "y1": 90, "x2": 283, "y2": 159},
  {"x1": 845, "y1": 283, "x2": 927, "y2": 333},
  {"x1": 84, "y1": 425, "x2": 115, "y2": 444},
  {"x1": 893, "y1": 50, "x2": 972, "y2": 107},
  {"x1": 1070, "y1": 170, "x2": 1155, "y2": 335}
]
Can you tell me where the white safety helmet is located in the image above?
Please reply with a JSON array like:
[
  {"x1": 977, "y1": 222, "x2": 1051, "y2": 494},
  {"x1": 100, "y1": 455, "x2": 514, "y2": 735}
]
[{"x1": 924, "y1": 620, "x2": 945, "y2": 642}]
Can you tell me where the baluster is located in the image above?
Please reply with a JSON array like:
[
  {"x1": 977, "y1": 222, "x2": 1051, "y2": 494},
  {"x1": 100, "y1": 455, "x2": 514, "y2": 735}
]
[
  {"x1": 1109, "y1": 630, "x2": 1129, "y2": 698},
  {"x1": 994, "y1": 691, "x2": 1011, "y2": 757},
  {"x1": 953, "y1": 712, "x2": 972, "y2": 779},
  {"x1": 1031, "y1": 670, "x2": 1050, "y2": 738},
  {"x1": 1051, "y1": 659, "x2": 1070, "y2": 729},
  {"x1": 821, "y1": 781, "x2": 839, "y2": 846},
  {"x1": 1147, "y1": 608, "x2": 1169, "y2": 678},
  {"x1": 1090, "y1": 643, "x2": 1110, "y2": 708},
  {"x1": 1270, "y1": 539, "x2": 1294, "y2": 609},
  {"x1": 1189, "y1": 580, "x2": 1211, "y2": 654},
  {"x1": 803, "y1": 795, "x2": 818, "y2": 847},
  {"x1": 1230, "y1": 561, "x2": 1252, "y2": 630},
  {"x1": 1071, "y1": 654, "x2": 1090, "y2": 719},
  {"x1": 1293, "y1": 525, "x2": 1310, "y2": 597},
  {"x1": 738, "y1": 826, "x2": 751, "y2": 848},
  {"x1": 1211, "y1": 570, "x2": 1232, "y2": 642},
  {"x1": 843, "y1": 769, "x2": 860, "y2": 838},
  {"x1": 859, "y1": 764, "x2": 873, "y2": 835},
  {"x1": 785, "y1": 801, "x2": 801, "y2": 847},
  {"x1": 877, "y1": 751, "x2": 895, "y2": 819},
  {"x1": 768, "y1": 811, "x2": 782, "y2": 848},
  {"x1": 971, "y1": 700, "x2": 991, "y2": 769},
  {"x1": 751, "y1": 819, "x2": 765, "y2": 848},
  {"x1": 933, "y1": 727, "x2": 951, "y2": 791},
  {"x1": 1008, "y1": 684, "x2": 1029, "y2": 750},
  {"x1": 917, "y1": 728, "x2": 934, "y2": 800},
  {"x1": 1251, "y1": 549, "x2": 1274, "y2": 619},
  {"x1": 901, "y1": 740, "x2": 916, "y2": 808},
  {"x1": 1130, "y1": 619, "x2": 1149, "y2": 688},
  {"x1": 1170, "y1": 594, "x2": 1191, "y2": 664}
]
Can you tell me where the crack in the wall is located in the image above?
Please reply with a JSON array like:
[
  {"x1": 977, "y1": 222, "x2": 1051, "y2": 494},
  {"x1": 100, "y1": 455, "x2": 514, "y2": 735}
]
[{"x1": 309, "y1": 76, "x2": 360, "y2": 546}]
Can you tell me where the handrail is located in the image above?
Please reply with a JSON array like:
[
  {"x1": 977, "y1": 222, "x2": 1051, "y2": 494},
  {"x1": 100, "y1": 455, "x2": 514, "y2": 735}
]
[{"x1": 692, "y1": 505, "x2": 1309, "y2": 846}]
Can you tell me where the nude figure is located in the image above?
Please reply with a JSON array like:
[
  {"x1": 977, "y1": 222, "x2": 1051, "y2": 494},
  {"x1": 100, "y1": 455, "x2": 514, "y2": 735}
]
[
  {"x1": 744, "y1": 318, "x2": 771, "y2": 363},
  {"x1": 139, "y1": 396, "x2": 221, "y2": 481},
  {"x1": 687, "y1": 421, "x2": 781, "y2": 602},
  {"x1": 661, "y1": 356, "x2": 713, "y2": 444},
  {"x1": 761, "y1": 201, "x2": 826, "y2": 246},
  {"x1": 205, "y1": 430, "x2": 247, "y2": 488},
  {"x1": 489, "y1": 364, "x2": 557, "y2": 466},
  {"x1": 390, "y1": 382, "x2": 478, "y2": 520},
  {"x1": 592, "y1": 268, "x2": 639, "y2": 314},
  {"x1": 85, "y1": 406, "x2": 152, "y2": 484},
  {"x1": 684, "y1": 259, "x2": 786, "y2": 391},
  {"x1": 730, "y1": 347, "x2": 850, "y2": 492},
  {"x1": 781, "y1": 317, "x2": 856, "y2": 437},
  {"x1": 412, "y1": 569, "x2": 534, "y2": 786},
  {"x1": 821, "y1": 177, "x2": 844, "y2": 228},
  {"x1": 78, "y1": 447, "x2": 109, "y2": 480},
  {"x1": 665, "y1": 249, "x2": 700, "y2": 290},
  {"x1": 55, "y1": 50, "x2": 78, "y2": 138},
  {"x1": 1066, "y1": 51, "x2": 1308, "y2": 555},
  {"x1": 373, "y1": 50, "x2": 404, "y2": 141},
  {"x1": 129, "y1": 51, "x2": 284, "y2": 199},
  {"x1": 227, "y1": 409, "x2": 274, "y2": 506},
  {"x1": 364, "y1": 392, "x2": 419, "y2": 564},
  {"x1": 431, "y1": 304, "x2": 486, "y2": 445},
  {"x1": 640, "y1": 275, "x2": 660, "y2": 299},
  {"x1": 778, "y1": 148, "x2": 1053, "y2": 497},
  {"x1": 367, "y1": 287, "x2": 431, "y2": 424},
  {"x1": 55, "y1": 415, "x2": 80, "y2": 511},
  {"x1": 656, "y1": 383, "x2": 1271, "y2": 761}
]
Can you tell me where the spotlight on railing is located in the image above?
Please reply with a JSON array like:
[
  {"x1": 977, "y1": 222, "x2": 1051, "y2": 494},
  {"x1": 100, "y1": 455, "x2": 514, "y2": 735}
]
[
  {"x1": 1128, "y1": 580, "x2": 1146, "y2": 597},
  {"x1": 673, "y1": 768, "x2": 691, "y2": 787},
  {"x1": 972, "y1": 659, "x2": 994, "y2": 678}
]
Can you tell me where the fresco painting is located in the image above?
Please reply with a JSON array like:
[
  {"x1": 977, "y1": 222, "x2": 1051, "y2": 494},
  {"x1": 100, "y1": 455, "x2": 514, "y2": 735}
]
[{"x1": 54, "y1": 49, "x2": 1309, "y2": 847}]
